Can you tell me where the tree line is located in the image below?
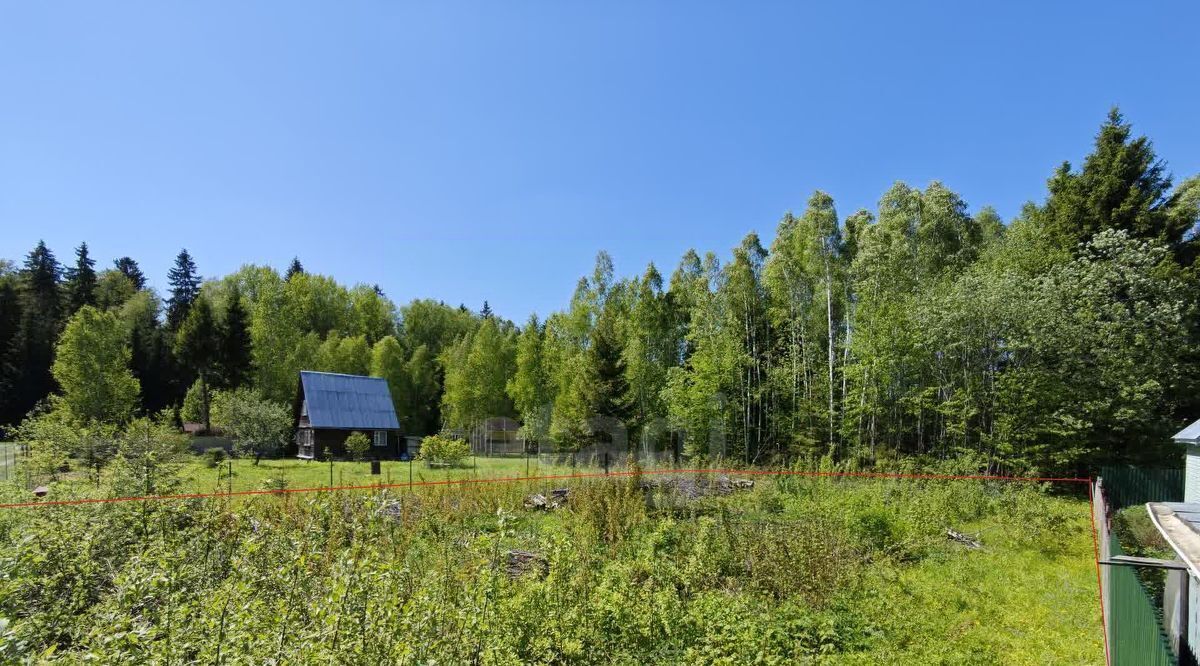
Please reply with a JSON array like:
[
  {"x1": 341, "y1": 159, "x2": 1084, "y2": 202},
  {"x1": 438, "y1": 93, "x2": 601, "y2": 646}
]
[{"x1": 2, "y1": 109, "x2": 1198, "y2": 475}]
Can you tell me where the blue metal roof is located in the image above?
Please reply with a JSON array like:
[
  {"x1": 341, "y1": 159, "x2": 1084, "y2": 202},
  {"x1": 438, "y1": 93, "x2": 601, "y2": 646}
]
[
  {"x1": 299, "y1": 371, "x2": 400, "y2": 430},
  {"x1": 1174, "y1": 419, "x2": 1200, "y2": 443}
]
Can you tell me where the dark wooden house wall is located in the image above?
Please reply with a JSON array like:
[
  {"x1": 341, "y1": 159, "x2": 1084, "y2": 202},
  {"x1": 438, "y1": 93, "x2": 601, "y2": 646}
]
[{"x1": 297, "y1": 428, "x2": 405, "y2": 460}]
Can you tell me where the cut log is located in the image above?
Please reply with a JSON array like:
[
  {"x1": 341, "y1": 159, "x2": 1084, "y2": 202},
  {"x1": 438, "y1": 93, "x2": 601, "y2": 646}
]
[
  {"x1": 946, "y1": 529, "x2": 983, "y2": 549},
  {"x1": 524, "y1": 493, "x2": 548, "y2": 510}
]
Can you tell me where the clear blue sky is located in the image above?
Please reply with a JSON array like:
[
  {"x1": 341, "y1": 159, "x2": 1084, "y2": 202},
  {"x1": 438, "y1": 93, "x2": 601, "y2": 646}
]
[{"x1": 2, "y1": 2, "x2": 1198, "y2": 321}]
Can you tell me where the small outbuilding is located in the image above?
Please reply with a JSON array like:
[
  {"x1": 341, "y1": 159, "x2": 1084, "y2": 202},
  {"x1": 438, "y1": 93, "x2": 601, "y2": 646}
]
[{"x1": 294, "y1": 371, "x2": 404, "y2": 460}]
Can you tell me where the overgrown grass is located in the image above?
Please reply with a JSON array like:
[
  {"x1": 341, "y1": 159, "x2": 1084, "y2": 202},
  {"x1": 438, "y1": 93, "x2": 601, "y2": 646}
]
[{"x1": 0, "y1": 471, "x2": 1102, "y2": 664}]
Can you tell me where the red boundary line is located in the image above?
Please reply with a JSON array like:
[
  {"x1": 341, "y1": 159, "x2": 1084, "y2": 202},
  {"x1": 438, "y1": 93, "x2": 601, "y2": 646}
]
[
  {"x1": 0, "y1": 467, "x2": 1088, "y2": 509},
  {"x1": 0, "y1": 467, "x2": 1107, "y2": 663}
]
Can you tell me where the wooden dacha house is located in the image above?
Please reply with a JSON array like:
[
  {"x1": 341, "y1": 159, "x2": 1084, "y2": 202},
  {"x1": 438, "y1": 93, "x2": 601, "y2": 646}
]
[{"x1": 294, "y1": 371, "x2": 404, "y2": 459}]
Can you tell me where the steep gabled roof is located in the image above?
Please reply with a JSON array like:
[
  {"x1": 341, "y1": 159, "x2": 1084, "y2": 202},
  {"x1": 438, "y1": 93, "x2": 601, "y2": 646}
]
[
  {"x1": 1174, "y1": 419, "x2": 1200, "y2": 444},
  {"x1": 299, "y1": 371, "x2": 400, "y2": 430}
]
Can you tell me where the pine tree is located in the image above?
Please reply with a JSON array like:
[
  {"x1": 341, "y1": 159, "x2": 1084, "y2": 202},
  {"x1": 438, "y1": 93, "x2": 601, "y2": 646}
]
[
  {"x1": 166, "y1": 249, "x2": 201, "y2": 330},
  {"x1": 64, "y1": 242, "x2": 97, "y2": 313},
  {"x1": 113, "y1": 257, "x2": 146, "y2": 290},
  {"x1": 9, "y1": 241, "x2": 63, "y2": 422},
  {"x1": 218, "y1": 286, "x2": 252, "y2": 389},
  {"x1": 480, "y1": 300, "x2": 493, "y2": 319},
  {"x1": 285, "y1": 257, "x2": 304, "y2": 280}
]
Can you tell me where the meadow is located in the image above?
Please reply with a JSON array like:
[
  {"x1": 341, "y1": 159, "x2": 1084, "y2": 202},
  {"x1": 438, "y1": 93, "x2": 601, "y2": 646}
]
[{"x1": 0, "y1": 461, "x2": 1104, "y2": 664}]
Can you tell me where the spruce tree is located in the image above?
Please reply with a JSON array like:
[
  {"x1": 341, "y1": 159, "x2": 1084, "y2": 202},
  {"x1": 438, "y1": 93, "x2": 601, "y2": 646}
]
[
  {"x1": 10, "y1": 241, "x2": 62, "y2": 421},
  {"x1": 174, "y1": 296, "x2": 220, "y2": 431},
  {"x1": 166, "y1": 249, "x2": 201, "y2": 330},
  {"x1": 64, "y1": 242, "x2": 97, "y2": 312},
  {"x1": 587, "y1": 309, "x2": 632, "y2": 424},
  {"x1": 285, "y1": 257, "x2": 304, "y2": 280},
  {"x1": 0, "y1": 277, "x2": 22, "y2": 424},
  {"x1": 113, "y1": 257, "x2": 146, "y2": 290},
  {"x1": 218, "y1": 286, "x2": 252, "y2": 389},
  {"x1": 1042, "y1": 108, "x2": 1190, "y2": 253},
  {"x1": 480, "y1": 300, "x2": 493, "y2": 319}
]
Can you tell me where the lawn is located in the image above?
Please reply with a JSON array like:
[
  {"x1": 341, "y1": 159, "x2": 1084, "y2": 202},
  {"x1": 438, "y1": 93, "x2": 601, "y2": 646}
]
[
  {"x1": 0, "y1": 469, "x2": 1104, "y2": 664},
  {"x1": 176, "y1": 454, "x2": 568, "y2": 495}
]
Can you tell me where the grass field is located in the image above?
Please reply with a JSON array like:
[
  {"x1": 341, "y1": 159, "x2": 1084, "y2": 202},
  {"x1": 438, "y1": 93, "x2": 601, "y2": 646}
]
[
  {"x1": 0, "y1": 465, "x2": 1104, "y2": 663},
  {"x1": 177, "y1": 454, "x2": 566, "y2": 495}
]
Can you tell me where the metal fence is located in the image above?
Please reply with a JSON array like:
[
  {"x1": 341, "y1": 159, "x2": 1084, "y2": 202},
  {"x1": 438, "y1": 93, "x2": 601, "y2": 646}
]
[
  {"x1": 1108, "y1": 528, "x2": 1176, "y2": 665},
  {"x1": 1102, "y1": 466, "x2": 1184, "y2": 510},
  {"x1": 1098, "y1": 470, "x2": 1182, "y2": 665},
  {"x1": 0, "y1": 443, "x2": 16, "y2": 482}
]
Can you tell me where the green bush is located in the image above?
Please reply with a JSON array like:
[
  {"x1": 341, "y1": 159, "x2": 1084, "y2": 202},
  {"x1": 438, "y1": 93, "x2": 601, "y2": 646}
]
[
  {"x1": 203, "y1": 447, "x2": 228, "y2": 468},
  {"x1": 344, "y1": 431, "x2": 371, "y2": 461},
  {"x1": 418, "y1": 435, "x2": 470, "y2": 467}
]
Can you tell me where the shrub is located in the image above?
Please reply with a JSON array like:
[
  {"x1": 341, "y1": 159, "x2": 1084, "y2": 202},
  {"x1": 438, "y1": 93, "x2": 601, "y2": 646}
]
[
  {"x1": 418, "y1": 435, "x2": 470, "y2": 467},
  {"x1": 180, "y1": 379, "x2": 208, "y2": 426},
  {"x1": 212, "y1": 388, "x2": 290, "y2": 464},
  {"x1": 344, "y1": 431, "x2": 371, "y2": 461},
  {"x1": 262, "y1": 477, "x2": 289, "y2": 492},
  {"x1": 203, "y1": 447, "x2": 228, "y2": 468}
]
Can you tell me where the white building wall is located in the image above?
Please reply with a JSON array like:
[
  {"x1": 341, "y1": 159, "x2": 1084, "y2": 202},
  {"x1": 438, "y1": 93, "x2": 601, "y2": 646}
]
[{"x1": 1187, "y1": 446, "x2": 1200, "y2": 503}]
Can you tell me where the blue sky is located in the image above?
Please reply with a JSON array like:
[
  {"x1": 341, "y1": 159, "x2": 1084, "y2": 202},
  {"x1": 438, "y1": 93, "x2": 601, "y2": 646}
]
[{"x1": 2, "y1": 2, "x2": 1198, "y2": 321}]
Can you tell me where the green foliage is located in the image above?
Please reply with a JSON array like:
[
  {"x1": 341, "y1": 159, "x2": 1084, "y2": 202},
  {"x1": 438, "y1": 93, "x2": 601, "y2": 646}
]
[
  {"x1": 212, "y1": 388, "x2": 290, "y2": 463},
  {"x1": 107, "y1": 413, "x2": 189, "y2": 495},
  {"x1": 315, "y1": 333, "x2": 371, "y2": 376},
  {"x1": 93, "y1": 269, "x2": 137, "y2": 310},
  {"x1": 370, "y1": 334, "x2": 408, "y2": 417},
  {"x1": 180, "y1": 379, "x2": 206, "y2": 424},
  {"x1": 508, "y1": 315, "x2": 551, "y2": 444},
  {"x1": 344, "y1": 430, "x2": 371, "y2": 461},
  {"x1": 3, "y1": 108, "x2": 1199, "y2": 480},
  {"x1": 441, "y1": 317, "x2": 517, "y2": 431},
  {"x1": 175, "y1": 296, "x2": 220, "y2": 430},
  {"x1": 203, "y1": 446, "x2": 228, "y2": 468},
  {"x1": 217, "y1": 285, "x2": 252, "y2": 389},
  {"x1": 64, "y1": 242, "x2": 97, "y2": 313},
  {"x1": 51, "y1": 305, "x2": 140, "y2": 424},
  {"x1": 0, "y1": 473, "x2": 1101, "y2": 663},
  {"x1": 165, "y1": 248, "x2": 201, "y2": 330},
  {"x1": 418, "y1": 434, "x2": 470, "y2": 466}
]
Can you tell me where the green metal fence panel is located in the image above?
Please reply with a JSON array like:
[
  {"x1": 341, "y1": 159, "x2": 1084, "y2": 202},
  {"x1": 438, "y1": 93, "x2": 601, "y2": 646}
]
[
  {"x1": 1102, "y1": 466, "x2": 1184, "y2": 511},
  {"x1": 1110, "y1": 531, "x2": 1177, "y2": 665}
]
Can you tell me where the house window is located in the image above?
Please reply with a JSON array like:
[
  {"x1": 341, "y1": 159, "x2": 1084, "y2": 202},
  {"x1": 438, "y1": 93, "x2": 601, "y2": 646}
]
[{"x1": 373, "y1": 431, "x2": 387, "y2": 448}]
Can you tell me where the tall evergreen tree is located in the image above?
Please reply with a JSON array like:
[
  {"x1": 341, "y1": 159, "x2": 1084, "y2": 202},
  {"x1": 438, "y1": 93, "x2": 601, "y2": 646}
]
[
  {"x1": 285, "y1": 257, "x2": 304, "y2": 280},
  {"x1": 480, "y1": 300, "x2": 493, "y2": 319},
  {"x1": 166, "y1": 249, "x2": 201, "y2": 330},
  {"x1": 174, "y1": 296, "x2": 220, "y2": 431},
  {"x1": 9, "y1": 241, "x2": 63, "y2": 421},
  {"x1": 1041, "y1": 108, "x2": 1194, "y2": 254},
  {"x1": 218, "y1": 285, "x2": 252, "y2": 389},
  {"x1": 113, "y1": 256, "x2": 146, "y2": 290},
  {"x1": 0, "y1": 276, "x2": 22, "y2": 425},
  {"x1": 122, "y1": 291, "x2": 172, "y2": 414},
  {"x1": 64, "y1": 242, "x2": 97, "y2": 312},
  {"x1": 587, "y1": 308, "x2": 632, "y2": 425}
]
